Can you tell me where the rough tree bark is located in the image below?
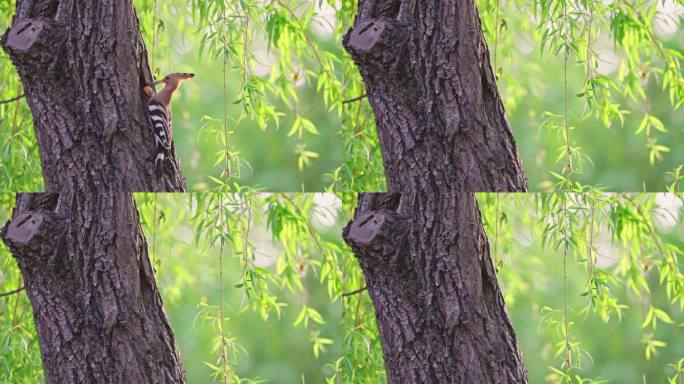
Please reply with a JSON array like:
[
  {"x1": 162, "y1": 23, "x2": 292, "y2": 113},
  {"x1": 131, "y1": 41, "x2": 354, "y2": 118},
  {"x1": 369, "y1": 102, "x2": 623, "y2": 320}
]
[
  {"x1": 342, "y1": 1, "x2": 528, "y2": 381},
  {"x1": 344, "y1": 193, "x2": 528, "y2": 383},
  {"x1": 344, "y1": 0, "x2": 527, "y2": 192},
  {"x1": 1, "y1": 193, "x2": 186, "y2": 383},
  {"x1": 1, "y1": 0, "x2": 187, "y2": 380},
  {"x1": 1, "y1": 0, "x2": 185, "y2": 192}
]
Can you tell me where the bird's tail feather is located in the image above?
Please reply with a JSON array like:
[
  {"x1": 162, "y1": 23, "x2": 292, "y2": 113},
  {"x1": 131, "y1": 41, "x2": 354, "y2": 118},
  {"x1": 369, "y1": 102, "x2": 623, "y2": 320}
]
[{"x1": 155, "y1": 151, "x2": 164, "y2": 177}]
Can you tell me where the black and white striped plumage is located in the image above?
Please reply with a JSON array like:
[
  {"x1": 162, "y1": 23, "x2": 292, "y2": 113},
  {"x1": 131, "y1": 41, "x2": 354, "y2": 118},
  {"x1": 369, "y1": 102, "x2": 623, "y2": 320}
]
[
  {"x1": 145, "y1": 72, "x2": 194, "y2": 176},
  {"x1": 148, "y1": 100, "x2": 172, "y2": 177}
]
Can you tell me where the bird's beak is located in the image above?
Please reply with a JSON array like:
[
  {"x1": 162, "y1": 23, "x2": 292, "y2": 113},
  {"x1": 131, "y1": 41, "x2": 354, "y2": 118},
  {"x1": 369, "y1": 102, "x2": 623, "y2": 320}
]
[
  {"x1": 153, "y1": 79, "x2": 164, "y2": 86},
  {"x1": 185, "y1": 73, "x2": 195, "y2": 79}
]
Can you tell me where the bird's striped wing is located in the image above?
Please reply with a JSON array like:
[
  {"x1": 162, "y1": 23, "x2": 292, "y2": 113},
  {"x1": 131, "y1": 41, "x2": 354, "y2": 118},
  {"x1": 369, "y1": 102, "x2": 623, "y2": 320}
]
[{"x1": 148, "y1": 100, "x2": 172, "y2": 151}]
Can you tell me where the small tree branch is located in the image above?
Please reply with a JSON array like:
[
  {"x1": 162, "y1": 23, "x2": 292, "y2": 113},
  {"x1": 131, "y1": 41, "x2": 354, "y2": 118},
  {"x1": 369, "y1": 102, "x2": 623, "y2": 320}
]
[
  {"x1": 0, "y1": 285, "x2": 25, "y2": 298},
  {"x1": 342, "y1": 286, "x2": 367, "y2": 297},
  {"x1": 342, "y1": 94, "x2": 367, "y2": 104},
  {"x1": 0, "y1": 94, "x2": 25, "y2": 105}
]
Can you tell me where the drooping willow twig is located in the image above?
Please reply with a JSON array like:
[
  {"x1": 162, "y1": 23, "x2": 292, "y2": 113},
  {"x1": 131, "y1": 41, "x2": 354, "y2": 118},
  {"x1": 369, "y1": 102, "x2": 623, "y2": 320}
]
[
  {"x1": 494, "y1": 192, "x2": 501, "y2": 268},
  {"x1": 562, "y1": 196, "x2": 572, "y2": 373},
  {"x1": 342, "y1": 286, "x2": 368, "y2": 298},
  {"x1": 218, "y1": 194, "x2": 229, "y2": 384},
  {"x1": 0, "y1": 94, "x2": 25, "y2": 105},
  {"x1": 151, "y1": 0, "x2": 158, "y2": 74},
  {"x1": 562, "y1": 1, "x2": 572, "y2": 182},
  {"x1": 493, "y1": 0, "x2": 502, "y2": 74},
  {"x1": 583, "y1": 199, "x2": 596, "y2": 318},
  {"x1": 152, "y1": 194, "x2": 158, "y2": 266},
  {"x1": 342, "y1": 94, "x2": 368, "y2": 105},
  {"x1": 0, "y1": 285, "x2": 25, "y2": 298}
]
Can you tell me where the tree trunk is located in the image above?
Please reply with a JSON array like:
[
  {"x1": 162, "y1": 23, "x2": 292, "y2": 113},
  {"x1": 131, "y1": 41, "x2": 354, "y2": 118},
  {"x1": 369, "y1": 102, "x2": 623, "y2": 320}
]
[
  {"x1": 343, "y1": 3, "x2": 529, "y2": 378},
  {"x1": 344, "y1": 0, "x2": 527, "y2": 192},
  {"x1": 1, "y1": 192, "x2": 186, "y2": 383},
  {"x1": 1, "y1": 1, "x2": 187, "y2": 380},
  {"x1": 1, "y1": 0, "x2": 185, "y2": 192},
  {"x1": 344, "y1": 192, "x2": 528, "y2": 383}
]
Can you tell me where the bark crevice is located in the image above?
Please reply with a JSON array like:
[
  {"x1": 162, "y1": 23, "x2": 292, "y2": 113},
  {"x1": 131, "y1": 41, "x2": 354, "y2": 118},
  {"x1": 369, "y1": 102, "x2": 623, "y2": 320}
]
[
  {"x1": 343, "y1": 193, "x2": 409, "y2": 270},
  {"x1": 2, "y1": 194, "x2": 66, "y2": 268}
]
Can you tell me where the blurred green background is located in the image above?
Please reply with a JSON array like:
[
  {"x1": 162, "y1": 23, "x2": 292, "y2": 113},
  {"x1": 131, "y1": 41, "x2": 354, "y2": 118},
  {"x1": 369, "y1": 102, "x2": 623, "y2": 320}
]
[
  {"x1": 161, "y1": 235, "x2": 345, "y2": 382},
  {"x1": 152, "y1": 1, "x2": 684, "y2": 192},
  {"x1": 152, "y1": 194, "x2": 684, "y2": 382},
  {"x1": 507, "y1": 47, "x2": 684, "y2": 191},
  {"x1": 1, "y1": 193, "x2": 683, "y2": 382},
  {"x1": 155, "y1": 14, "x2": 345, "y2": 191},
  {"x1": 1, "y1": 1, "x2": 683, "y2": 191},
  {"x1": 490, "y1": 194, "x2": 684, "y2": 382}
]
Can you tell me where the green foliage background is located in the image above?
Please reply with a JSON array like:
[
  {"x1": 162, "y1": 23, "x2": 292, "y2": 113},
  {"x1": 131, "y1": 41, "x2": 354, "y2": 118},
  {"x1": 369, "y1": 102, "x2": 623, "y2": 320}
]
[
  {"x1": 0, "y1": 0, "x2": 683, "y2": 191},
  {"x1": 1, "y1": 0, "x2": 684, "y2": 382},
  {"x1": 2, "y1": 192, "x2": 684, "y2": 383}
]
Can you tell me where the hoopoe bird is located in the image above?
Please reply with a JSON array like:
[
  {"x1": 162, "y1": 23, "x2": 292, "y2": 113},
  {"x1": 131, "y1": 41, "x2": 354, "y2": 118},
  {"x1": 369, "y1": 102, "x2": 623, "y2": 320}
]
[{"x1": 143, "y1": 72, "x2": 195, "y2": 176}]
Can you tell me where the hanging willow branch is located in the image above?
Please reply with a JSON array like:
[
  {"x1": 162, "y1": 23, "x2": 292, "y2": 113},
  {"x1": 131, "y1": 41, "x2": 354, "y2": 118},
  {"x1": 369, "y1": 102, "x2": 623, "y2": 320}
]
[
  {"x1": 342, "y1": 286, "x2": 368, "y2": 297},
  {"x1": 217, "y1": 194, "x2": 229, "y2": 384},
  {"x1": 494, "y1": 192, "x2": 501, "y2": 268},
  {"x1": 0, "y1": 285, "x2": 25, "y2": 298},
  {"x1": 0, "y1": 94, "x2": 25, "y2": 105},
  {"x1": 493, "y1": 0, "x2": 502, "y2": 73},
  {"x1": 561, "y1": 196, "x2": 572, "y2": 374},
  {"x1": 562, "y1": 1, "x2": 572, "y2": 181},
  {"x1": 342, "y1": 94, "x2": 367, "y2": 105}
]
